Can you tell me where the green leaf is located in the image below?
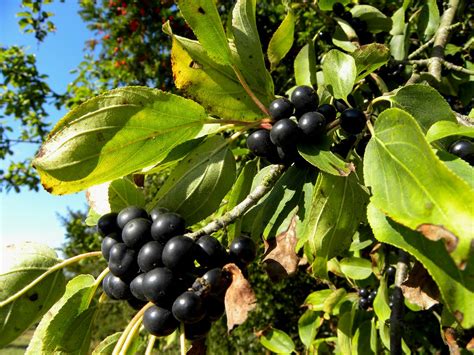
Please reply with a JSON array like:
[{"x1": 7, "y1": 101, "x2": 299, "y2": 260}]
[
  {"x1": 318, "y1": 0, "x2": 350, "y2": 11},
  {"x1": 304, "y1": 289, "x2": 334, "y2": 311},
  {"x1": 372, "y1": 273, "x2": 391, "y2": 323},
  {"x1": 165, "y1": 23, "x2": 269, "y2": 120},
  {"x1": 323, "y1": 288, "x2": 347, "y2": 315},
  {"x1": 352, "y1": 44, "x2": 390, "y2": 81},
  {"x1": 26, "y1": 274, "x2": 98, "y2": 354},
  {"x1": 337, "y1": 301, "x2": 356, "y2": 354},
  {"x1": 301, "y1": 173, "x2": 369, "y2": 279},
  {"x1": 363, "y1": 108, "x2": 474, "y2": 267},
  {"x1": 176, "y1": 0, "x2": 232, "y2": 65},
  {"x1": 418, "y1": 0, "x2": 440, "y2": 41},
  {"x1": 0, "y1": 242, "x2": 66, "y2": 347},
  {"x1": 322, "y1": 49, "x2": 357, "y2": 100},
  {"x1": 339, "y1": 257, "x2": 373, "y2": 280},
  {"x1": 350, "y1": 5, "x2": 392, "y2": 33},
  {"x1": 390, "y1": 85, "x2": 456, "y2": 133},
  {"x1": 298, "y1": 310, "x2": 322, "y2": 349},
  {"x1": 231, "y1": 0, "x2": 274, "y2": 99},
  {"x1": 332, "y1": 20, "x2": 358, "y2": 53},
  {"x1": 149, "y1": 135, "x2": 236, "y2": 225},
  {"x1": 33, "y1": 87, "x2": 206, "y2": 195},
  {"x1": 426, "y1": 120, "x2": 474, "y2": 143},
  {"x1": 297, "y1": 136, "x2": 355, "y2": 176},
  {"x1": 294, "y1": 42, "x2": 317, "y2": 87},
  {"x1": 109, "y1": 177, "x2": 145, "y2": 212},
  {"x1": 267, "y1": 9, "x2": 295, "y2": 71},
  {"x1": 352, "y1": 321, "x2": 375, "y2": 355},
  {"x1": 260, "y1": 328, "x2": 295, "y2": 354},
  {"x1": 436, "y1": 150, "x2": 474, "y2": 190},
  {"x1": 92, "y1": 332, "x2": 121, "y2": 354},
  {"x1": 367, "y1": 204, "x2": 474, "y2": 328}
]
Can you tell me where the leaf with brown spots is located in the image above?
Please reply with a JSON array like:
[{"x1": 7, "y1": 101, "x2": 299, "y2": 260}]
[
  {"x1": 262, "y1": 214, "x2": 300, "y2": 281},
  {"x1": 417, "y1": 224, "x2": 458, "y2": 254},
  {"x1": 223, "y1": 263, "x2": 257, "y2": 332},
  {"x1": 401, "y1": 262, "x2": 440, "y2": 310}
]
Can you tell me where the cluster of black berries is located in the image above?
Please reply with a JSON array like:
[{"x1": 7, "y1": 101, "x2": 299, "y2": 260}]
[
  {"x1": 449, "y1": 139, "x2": 474, "y2": 165},
  {"x1": 332, "y1": 2, "x2": 373, "y2": 44},
  {"x1": 358, "y1": 288, "x2": 377, "y2": 310},
  {"x1": 97, "y1": 206, "x2": 257, "y2": 340}
]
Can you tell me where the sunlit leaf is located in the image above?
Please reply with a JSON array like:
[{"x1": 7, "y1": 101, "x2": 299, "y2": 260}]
[
  {"x1": 267, "y1": 9, "x2": 295, "y2": 71},
  {"x1": 322, "y1": 49, "x2": 357, "y2": 100},
  {"x1": 260, "y1": 328, "x2": 295, "y2": 354}
]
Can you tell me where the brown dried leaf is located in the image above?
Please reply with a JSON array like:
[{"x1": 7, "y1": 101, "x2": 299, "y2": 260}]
[
  {"x1": 187, "y1": 339, "x2": 206, "y2": 355},
  {"x1": 262, "y1": 215, "x2": 300, "y2": 281},
  {"x1": 417, "y1": 224, "x2": 458, "y2": 253},
  {"x1": 466, "y1": 336, "x2": 474, "y2": 351},
  {"x1": 444, "y1": 328, "x2": 460, "y2": 355},
  {"x1": 223, "y1": 263, "x2": 257, "y2": 333},
  {"x1": 401, "y1": 262, "x2": 440, "y2": 310}
]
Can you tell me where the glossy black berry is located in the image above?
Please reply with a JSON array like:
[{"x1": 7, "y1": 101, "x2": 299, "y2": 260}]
[
  {"x1": 143, "y1": 305, "x2": 180, "y2": 337},
  {"x1": 341, "y1": 11, "x2": 352, "y2": 22},
  {"x1": 162, "y1": 236, "x2": 196, "y2": 272},
  {"x1": 204, "y1": 296, "x2": 226, "y2": 321},
  {"x1": 359, "y1": 297, "x2": 370, "y2": 310},
  {"x1": 332, "y1": 2, "x2": 345, "y2": 16},
  {"x1": 269, "y1": 97, "x2": 294, "y2": 121},
  {"x1": 355, "y1": 135, "x2": 371, "y2": 157},
  {"x1": 172, "y1": 291, "x2": 206, "y2": 324},
  {"x1": 127, "y1": 297, "x2": 147, "y2": 310},
  {"x1": 103, "y1": 273, "x2": 132, "y2": 300},
  {"x1": 130, "y1": 273, "x2": 147, "y2": 302},
  {"x1": 117, "y1": 206, "x2": 149, "y2": 229},
  {"x1": 184, "y1": 318, "x2": 212, "y2": 341},
  {"x1": 276, "y1": 146, "x2": 298, "y2": 166},
  {"x1": 122, "y1": 218, "x2": 152, "y2": 250},
  {"x1": 317, "y1": 104, "x2": 337, "y2": 122},
  {"x1": 108, "y1": 243, "x2": 138, "y2": 279},
  {"x1": 449, "y1": 139, "x2": 474, "y2": 164},
  {"x1": 138, "y1": 241, "x2": 164, "y2": 272},
  {"x1": 358, "y1": 288, "x2": 369, "y2": 298},
  {"x1": 101, "y1": 236, "x2": 118, "y2": 261},
  {"x1": 367, "y1": 290, "x2": 377, "y2": 303},
  {"x1": 246, "y1": 130, "x2": 277, "y2": 157},
  {"x1": 290, "y1": 85, "x2": 319, "y2": 117},
  {"x1": 97, "y1": 212, "x2": 120, "y2": 236},
  {"x1": 151, "y1": 212, "x2": 186, "y2": 243},
  {"x1": 142, "y1": 267, "x2": 177, "y2": 306},
  {"x1": 195, "y1": 235, "x2": 227, "y2": 268},
  {"x1": 334, "y1": 99, "x2": 349, "y2": 113},
  {"x1": 330, "y1": 136, "x2": 356, "y2": 158},
  {"x1": 199, "y1": 268, "x2": 226, "y2": 295},
  {"x1": 270, "y1": 119, "x2": 300, "y2": 148},
  {"x1": 386, "y1": 266, "x2": 396, "y2": 278},
  {"x1": 229, "y1": 235, "x2": 257, "y2": 265},
  {"x1": 150, "y1": 207, "x2": 169, "y2": 222},
  {"x1": 340, "y1": 108, "x2": 366, "y2": 134},
  {"x1": 298, "y1": 111, "x2": 327, "y2": 138}
]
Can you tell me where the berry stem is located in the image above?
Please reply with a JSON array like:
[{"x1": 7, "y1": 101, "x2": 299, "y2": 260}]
[
  {"x1": 121, "y1": 316, "x2": 144, "y2": 354},
  {"x1": 180, "y1": 324, "x2": 186, "y2": 355},
  {"x1": 232, "y1": 65, "x2": 270, "y2": 116},
  {"x1": 0, "y1": 251, "x2": 102, "y2": 308},
  {"x1": 145, "y1": 335, "x2": 156, "y2": 355},
  {"x1": 390, "y1": 250, "x2": 409, "y2": 355},
  {"x1": 185, "y1": 164, "x2": 286, "y2": 240}
]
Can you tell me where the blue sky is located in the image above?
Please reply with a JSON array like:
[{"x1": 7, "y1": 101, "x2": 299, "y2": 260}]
[{"x1": 1, "y1": 1, "x2": 95, "y2": 251}]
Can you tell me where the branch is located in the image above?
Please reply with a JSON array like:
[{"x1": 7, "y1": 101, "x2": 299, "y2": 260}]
[
  {"x1": 407, "y1": 22, "x2": 461, "y2": 59},
  {"x1": 390, "y1": 250, "x2": 409, "y2": 355},
  {"x1": 454, "y1": 112, "x2": 474, "y2": 127},
  {"x1": 428, "y1": 0, "x2": 460, "y2": 81},
  {"x1": 232, "y1": 65, "x2": 271, "y2": 116},
  {"x1": 185, "y1": 164, "x2": 286, "y2": 240}
]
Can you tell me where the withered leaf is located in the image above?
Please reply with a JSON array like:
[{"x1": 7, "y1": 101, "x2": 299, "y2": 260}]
[
  {"x1": 401, "y1": 262, "x2": 440, "y2": 310},
  {"x1": 223, "y1": 263, "x2": 257, "y2": 333},
  {"x1": 262, "y1": 214, "x2": 300, "y2": 281},
  {"x1": 417, "y1": 224, "x2": 458, "y2": 254},
  {"x1": 444, "y1": 328, "x2": 460, "y2": 355}
]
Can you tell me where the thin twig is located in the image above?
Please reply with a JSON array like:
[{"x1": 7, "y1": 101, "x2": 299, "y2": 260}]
[
  {"x1": 145, "y1": 335, "x2": 156, "y2": 355},
  {"x1": 390, "y1": 250, "x2": 409, "y2": 355},
  {"x1": 232, "y1": 65, "x2": 270, "y2": 116},
  {"x1": 180, "y1": 325, "x2": 186, "y2": 355},
  {"x1": 185, "y1": 164, "x2": 286, "y2": 240},
  {"x1": 407, "y1": 22, "x2": 461, "y2": 59},
  {"x1": 397, "y1": 59, "x2": 474, "y2": 75}
]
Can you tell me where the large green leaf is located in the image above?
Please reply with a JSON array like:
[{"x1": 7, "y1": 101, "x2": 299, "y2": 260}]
[
  {"x1": 149, "y1": 135, "x2": 236, "y2": 225},
  {"x1": 425, "y1": 120, "x2": 474, "y2": 143},
  {"x1": 33, "y1": 87, "x2": 206, "y2": 195},
  {"x1": 260, "y1": 328, "x2": 295, "y2": 354},
  {"x1": 351, "y1": 44, "x2": 390, "y2": 81},
  {"x1": 436, "y1": 150, "x2": 474, "y2": 190},
  {"x1": 0, "y1": 242, "x2": 66, "y2": 347},
  {"x1": 363, "y1": 108, "x2": 474, "y2": 267},
  {"x1": 231, "y1": 0, "x2": 274, "y2": 99},
  {"x1": 418, "y1": 0, "x2": 440, "y2": 41},
  {"x1": 165, "y1": 23, "x2": 269, "y2": 120},
  {"x1": 389, "y1": 85, "x2": 456, "y2": 133},
  {"x1": 267, "y1": 9, "x2": 295, "y2": 71},
  {"x1": 368, "y1": 204, "x2": 474, "y2": 328},
  {"x1": 26, "y1": 274, "x2": 98, "y2": 354},
  {"x1": 350, "y1": 5, "x2": 392, "y2": 33},
  {"x1": 294, "y1": 42, "x2": 317, "y2": 87},
  {"x1": 300, "y1": 172, "x2": 369, "y2": 279},
  {"x1": 176, "y1": 0, "x2": 232, "y2": 66},
  {"x1": 337, "y1": 301, "x2": 357, "y2": 354},
  {"x1": 322, "y1": 49, "x2": 357, "y2": 100},
  {"x1": 298, "y1": 310, "x2": 322, "y2": 349}
]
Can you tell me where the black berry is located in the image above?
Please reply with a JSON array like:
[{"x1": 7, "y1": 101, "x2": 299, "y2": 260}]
[
  {"x1": 101, "y1": 236, "x2": 118, "y2": 261},
  {"x1": 172, "y1": 291, "x2": 206, "y2": 323},
  {"x1": 449, "y1": 139, "x2": 474, "y2": 164},
  {"x1": 142, "y1": 267, "x2": 178, "y2": 306},
  {"x1": 195, "y1": 235, "x2": 227, "y2": 268},
  {"x1": 317, "y1": 104, "x2": 337, "y2": 122},
  {"x1": 103, "y1": 273, "x2": 132, "y2": 300},
  {"x1": 367, "y1": 290, "x2": 377, "y2": 304},
  {"x1": 298, "y1": 111, "x2": 327, "y2": 138},
  {"x1": 151, "y1": 212, "x2": 186, "y2": 243},
  {"x1": 150, "y1": 207, "x2": 169, "y2": 222},
  {"x1": 130, "y1": 273, "x2": 147, "y2": 302},
  {"x1": 108, "y1": 243, "x2": 138, "y2": 279},
  {"x1": 246, "y1": 130, "x2": 277, "y2": 157},
  {"x1": 290, "y1": 85, "x2": 319, "y2": 117},
  {"x1": 204, "y1": 296, "x2": 226, "y2": 321},
  {"x1": 359, "y1": 297, "x2": 370, "y2": 310},
  {"x1": 358, "y1": 288, "x2": 369, "y2": 298},
  {"x1": 184, "y1": 318, "x2": 212, "y2": 341},
  {"x1": 269, "y1": 97, "x2": 294, "y2": 121},
  {"x1": 334, "y1": 99, "x2": 349, "y2": 113},
  {"x1": 138, "y1": 241, "x2": 164, "y2": 272},
  {"x1": 143, "y1": 305, "x2": 180, "y2": 337},
  {"x1": 194, "y1": 268, "x2": 226, "y2": 295},
  {"x1": 332, "y1": 2, "x2": 345, "y2": 16},
  {"x1": 117, "y1": 206, "x2": 149, "y2": 229},
  {"x1": 386, "y1": 266, "x2": 396, "y2": 278},
  {"x1": 340, "y1": 108, "x2": 366, "y2": 134},
  {"x1": 97, "y1": 212, "x2": 120, "y2": 236},
  {"x1": 122, "y1": 218, "x2": 152, "y2": 249},
  {"x1": 162, "y1": 236, "x2": 196, "y2": 272},
  {"x1": 127, "y1": 297, "x2": 147, "y2": 310},
  {"x1": 355, "y1": 135, "x2": 371, "y2": 157},
  {"x1": 229, "y1": 235, "x2": 257, "y2": 265},
  {"x1": 270, "y1": 119, "x2": 300, "y2": 148}
]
